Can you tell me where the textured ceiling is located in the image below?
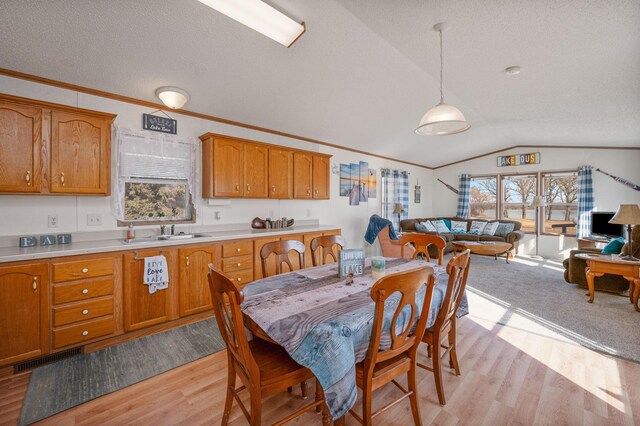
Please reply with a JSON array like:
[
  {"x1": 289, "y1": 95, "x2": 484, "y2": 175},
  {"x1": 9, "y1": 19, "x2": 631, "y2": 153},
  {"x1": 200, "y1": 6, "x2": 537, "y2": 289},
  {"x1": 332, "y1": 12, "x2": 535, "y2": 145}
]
[{"x1": 0, "y1": 0, "x2": 639, "y2": 167}]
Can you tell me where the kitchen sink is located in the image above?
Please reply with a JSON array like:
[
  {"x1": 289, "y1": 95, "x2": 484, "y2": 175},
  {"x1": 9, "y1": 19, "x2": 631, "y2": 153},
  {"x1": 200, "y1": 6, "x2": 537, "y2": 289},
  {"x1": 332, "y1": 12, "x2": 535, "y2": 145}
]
[{"x1": 122, "y1": 233, "x2": 211, "y2": 244}]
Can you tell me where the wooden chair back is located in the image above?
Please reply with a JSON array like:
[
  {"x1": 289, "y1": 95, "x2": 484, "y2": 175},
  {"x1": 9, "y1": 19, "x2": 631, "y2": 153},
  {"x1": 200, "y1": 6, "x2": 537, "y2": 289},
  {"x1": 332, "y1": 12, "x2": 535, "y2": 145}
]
[
  {"x1": 377, "y1": 225, "x2": 414, "y2": 259},
  {"x1": 433, "y1": 250, "x2": 471, "y2": 331},
  {"x1": 260, "y1": 239, "x2": 306, "y2": 278},
  {"x1": 399, "y1": 233, "x2": 447, "y2": 265},
  {"x1": 366, "y1": 266, "x2": 436, "y2": 369},
  {"x1": 207, "y1": 265, "x2": 258, "y2": 386},
  {"x1": 310, "y1": 235, "x2": 346, "y2": 266}
]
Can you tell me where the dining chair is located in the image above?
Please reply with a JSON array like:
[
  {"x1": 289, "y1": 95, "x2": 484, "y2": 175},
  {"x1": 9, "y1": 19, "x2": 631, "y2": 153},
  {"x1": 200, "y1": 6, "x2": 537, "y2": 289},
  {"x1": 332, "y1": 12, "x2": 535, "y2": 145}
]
[
  {"x1": 310, "y1": 235, "x2": 346, "y2": 266},
  {"x1": 399, "y1": 233, "x2": 447, "y2": 265},
  {"x1": 260, "y1": 240, "x2": 306, "y2": 278},
  {"x1": 417, "y1": 249, "x2": 471, "y2": 405},
  {"x1": 208, "y1": 265, "x2": 329, "y2": 426},
  {"x1": 349, "y1": 266, "x2": 436, "y2": 426}
]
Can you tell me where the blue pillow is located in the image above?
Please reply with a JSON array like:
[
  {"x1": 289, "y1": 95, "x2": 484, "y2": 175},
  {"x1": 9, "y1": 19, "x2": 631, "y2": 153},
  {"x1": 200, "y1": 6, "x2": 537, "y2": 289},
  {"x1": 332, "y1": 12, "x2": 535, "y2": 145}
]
[
  {"x1": 602, "y1": 237, "x2": 626, "y2": 255},
  {"x1": 414, "y1": 223, "x2": 427, "y2": 233},
  {"x1": 439, "y1": 218, "x2": 451, "y2": 230}
]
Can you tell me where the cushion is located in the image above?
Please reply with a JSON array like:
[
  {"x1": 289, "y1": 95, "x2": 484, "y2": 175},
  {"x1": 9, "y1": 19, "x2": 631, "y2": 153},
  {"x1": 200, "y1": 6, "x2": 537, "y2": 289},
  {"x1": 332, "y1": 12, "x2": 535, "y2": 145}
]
[
  {"x1": 440, "y1": 218, "x2": 452, "y2": 230},
  {"x1": 602, "y1": 237, "x2": 626, "y2": 255},
  {"x1": 469, "y1": 221, "x2": 487, "y2": 235},
  {"x1": 495, "y1": 223, "x2": 516, "y2": 237},
  {"x1": 421, "y1": 220, "x2": 437, "y2": 232},
  {"x1": 479, "y1": 235, "x2": 504, "y2": 242},
  {"x1": 450, "y1": 220, "x2": 468, "y2": 234},
  {"x1": 432, "y1": 219, "x2": 450, "y2": 234},
  {"x1": 414, "y1": 223, "x2": 428, "y2": 233},
  {"x1": 454, "y1": 234, "x2": 480, "y2": 241},
  {"x1": 483, "y1": 222, "x2": 499, "y2": 236}
]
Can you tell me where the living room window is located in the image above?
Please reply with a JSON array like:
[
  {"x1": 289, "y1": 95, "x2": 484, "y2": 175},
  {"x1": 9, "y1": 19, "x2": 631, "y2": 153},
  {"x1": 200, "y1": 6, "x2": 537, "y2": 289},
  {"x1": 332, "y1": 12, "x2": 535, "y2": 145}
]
[
  {"x1": 541, "y1": 171, "x2": 578, "y2": 236},
  {"x1": 469, "y1": 176, "x2": 498, "y2": 220},
  {"x1": 501, "y1": 174, "x2": 537, "y2": 233}
]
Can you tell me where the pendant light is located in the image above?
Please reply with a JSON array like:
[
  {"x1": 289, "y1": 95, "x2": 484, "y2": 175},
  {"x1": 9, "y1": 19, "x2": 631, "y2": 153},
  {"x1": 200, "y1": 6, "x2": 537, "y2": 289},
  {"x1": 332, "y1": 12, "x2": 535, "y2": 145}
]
[{"x1": 415, "y1": 23, "x2": 470, "y2": 136}]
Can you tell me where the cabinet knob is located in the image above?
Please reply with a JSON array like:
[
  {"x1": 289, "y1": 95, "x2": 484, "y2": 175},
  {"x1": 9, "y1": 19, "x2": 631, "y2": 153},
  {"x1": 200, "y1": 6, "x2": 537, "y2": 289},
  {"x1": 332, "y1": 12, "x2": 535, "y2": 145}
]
[
  {"x1": 307, "y1": 189, "x2": 311, "y2": 195},
  {"x1": 272, "y1": 186, "x2": 276, "y2": 193},
  {"x1": 246, "y1": 184, "x2": 250, "y2": 191},
  {"x1": 186, "y1": 256, "x2": 190, "y2": 267},
  {"x1": 82, "y1": 330, "x2": 89, "y2": 336},
  {"x1": 82, "y1": 268, "x2": 89, "y2": 273},
  {"x1": 25, "y1": 171, "x2": 31, "y2": 184},
  {"x1": 236, "y1": 248, "x2": 241, "y2": 252},
  {"x1": 82, "y1": 288, "x2": 89, "y2": 294},
  {"x1": 237, "y1": 262, "x2": 241, "y2": 267},
  {"x1": 235, "y1": 184, "x2": 239, "y2": 191},
  {"x1": 82, "y1": 309, "x2": 89, "y2": 315},
  {"x1": 32, "y1": 276, "x2": 37, "y2": 292},
  {"x1": 237, "y1": 277, "x2": 242, "y2": 282},
  {"x1": 60, "y1": 172, "x2": 65, "y2": 186},
  {"x1": 315, "y1": 189, "x2": 318, "y2": 195}
]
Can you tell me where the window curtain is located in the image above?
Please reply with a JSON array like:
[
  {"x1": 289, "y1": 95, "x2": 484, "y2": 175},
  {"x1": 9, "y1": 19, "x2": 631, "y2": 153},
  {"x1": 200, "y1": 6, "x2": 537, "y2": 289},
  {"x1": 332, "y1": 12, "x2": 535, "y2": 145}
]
[
  {"x1": 576, "y1": 166, "x2": 594, "y2": 238},
  {"x1": 456, "y1": 174, "x2": 471, "y2": 218},
  {"x1": 381, "y1": 169, "x2": 409, "y2": 231}
]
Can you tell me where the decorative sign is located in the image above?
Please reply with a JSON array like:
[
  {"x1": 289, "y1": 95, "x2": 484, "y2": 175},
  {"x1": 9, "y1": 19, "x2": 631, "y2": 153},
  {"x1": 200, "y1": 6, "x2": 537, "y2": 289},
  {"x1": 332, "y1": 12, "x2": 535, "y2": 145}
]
[
  {"x1": 19, "y1": 236, "x2": 37, "y2": 248},
  {"x1": 414, "y1": 185, "x2": 421, "y2": 204},
  {"x1": 497, "y1": 152, "x2": 540, "y2": 167},
  {"x1": 143, "y1": 113, "x2": 177, "y2": 134},
  {"x1": 57, "y1": 234, "x2": 72, "y2": 244},
  {"x1": 339, "y1": 249, "x2": 365, "y2": 277}
]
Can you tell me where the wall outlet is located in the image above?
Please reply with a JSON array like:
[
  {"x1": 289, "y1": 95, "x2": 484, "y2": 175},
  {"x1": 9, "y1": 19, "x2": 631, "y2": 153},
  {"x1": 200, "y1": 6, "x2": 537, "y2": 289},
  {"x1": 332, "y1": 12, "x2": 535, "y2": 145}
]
[
  {"x1": 214, "y1": 211, "x2": 221, "y2": 220},
  {"x1": 48, "y1": 214, "x2": 58, "y2": 228},
  {"x1": 87, "y1": 213, "x2": 102, "y2": 226}
]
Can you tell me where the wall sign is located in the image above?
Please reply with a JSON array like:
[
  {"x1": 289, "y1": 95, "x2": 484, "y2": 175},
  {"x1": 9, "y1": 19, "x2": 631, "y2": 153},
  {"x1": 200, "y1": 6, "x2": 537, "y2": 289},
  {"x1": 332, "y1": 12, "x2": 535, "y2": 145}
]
[
  {"x1": 143, "y1": 113, "x2": 177, "y2": 134},
  {"x1": 497, "y1": 152, "x2": 540, "y2": 167},
  {"x1": 338, "y1": 249, "x2": 365, "y2": 277}
]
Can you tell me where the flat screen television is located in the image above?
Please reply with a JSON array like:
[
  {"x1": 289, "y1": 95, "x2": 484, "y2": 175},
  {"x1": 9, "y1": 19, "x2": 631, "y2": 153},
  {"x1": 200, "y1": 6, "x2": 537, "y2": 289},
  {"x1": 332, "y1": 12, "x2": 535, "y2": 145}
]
[{"x1": 590, "y1": 212, "x2": 624, "y2": 239}]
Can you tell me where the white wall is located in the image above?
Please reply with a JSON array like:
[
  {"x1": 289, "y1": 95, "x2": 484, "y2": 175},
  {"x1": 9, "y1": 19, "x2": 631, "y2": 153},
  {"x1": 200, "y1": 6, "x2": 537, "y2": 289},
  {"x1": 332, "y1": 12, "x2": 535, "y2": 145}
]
[
  {"x1": 432, "y1": 147, "x2": 640, "y2": 258},
  {"x1": 0, "y1": 75, "x2": 433, "y2": 249}
]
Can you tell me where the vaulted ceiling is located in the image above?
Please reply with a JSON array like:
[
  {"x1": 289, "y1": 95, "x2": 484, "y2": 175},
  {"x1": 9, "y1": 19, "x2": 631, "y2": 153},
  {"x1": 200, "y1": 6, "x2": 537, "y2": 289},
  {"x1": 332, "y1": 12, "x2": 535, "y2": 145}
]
[{"x1": 1, "y1": 0, "x2": 638, "y2": 167}]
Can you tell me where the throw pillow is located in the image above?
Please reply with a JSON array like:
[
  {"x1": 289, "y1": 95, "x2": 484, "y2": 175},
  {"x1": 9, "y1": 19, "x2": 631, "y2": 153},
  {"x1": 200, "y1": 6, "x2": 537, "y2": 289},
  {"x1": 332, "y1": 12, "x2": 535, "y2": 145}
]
[
  {"x1": 469, "y1": 221, "x2": 487, "y2": 235},
  {"x1": 494, "y1": 222, "x2": 516, "y2": 237},
  {"x1": 414, "y1": 223, "x2": 428, "y2": 233},
  {"x1": 432, "y1": 219, "x2": 450, "y2": 234},
  {"x1": 450, "y1": 220, "x2": 468, "y2": 234},
  {"x1": 602, "y1": 237, "x2": 626, "y2": 255},
  {"x1": 440, "y1": 218, "x2": 452, "y2": 230},
  {"x1": 482, "y1": 222, "x2": 499, "y2": 236},
  {"x1": 421, "y1": 220, "x2": 437, "y2": 232}
]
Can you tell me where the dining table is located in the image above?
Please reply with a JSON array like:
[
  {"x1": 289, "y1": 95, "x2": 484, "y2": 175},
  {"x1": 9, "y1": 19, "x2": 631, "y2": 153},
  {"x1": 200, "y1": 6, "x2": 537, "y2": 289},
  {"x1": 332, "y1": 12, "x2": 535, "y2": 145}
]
[{"x1": 240, "y1": 257, "x2": 469, "y2": 421}]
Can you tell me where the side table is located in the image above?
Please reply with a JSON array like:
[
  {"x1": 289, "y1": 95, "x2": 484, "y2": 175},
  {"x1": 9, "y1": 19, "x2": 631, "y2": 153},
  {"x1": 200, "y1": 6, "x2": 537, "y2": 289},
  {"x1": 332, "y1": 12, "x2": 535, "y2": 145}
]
[{"x1": 575, "y1": 253, "x2": 640, "y2": 311}]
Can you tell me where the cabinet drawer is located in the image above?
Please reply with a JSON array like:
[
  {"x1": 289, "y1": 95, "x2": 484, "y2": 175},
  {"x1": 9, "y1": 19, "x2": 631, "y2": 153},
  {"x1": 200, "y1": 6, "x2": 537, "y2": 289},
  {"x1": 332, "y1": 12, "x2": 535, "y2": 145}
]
[
  {"x1": 53, "y1": 297, "x2": 114, "y2": 327},
  {"x1": 53, "y1": 278, "x2": 114, "y2": 304},
  {"x1": 53, "y1": 257, "x2": 113, "y2": 282},
  {"x1": 222, "y1": 255, "x2": 253, "y2": 272},
  {"x1": 225, "y1": 269, "x2": 253, "y2": 286},
  {"x1": 222, "y1": 240, "x2": 253, "y2": 257},
  {"x1": 53, "y1": 316, "x2": 114, "y2": 349}
]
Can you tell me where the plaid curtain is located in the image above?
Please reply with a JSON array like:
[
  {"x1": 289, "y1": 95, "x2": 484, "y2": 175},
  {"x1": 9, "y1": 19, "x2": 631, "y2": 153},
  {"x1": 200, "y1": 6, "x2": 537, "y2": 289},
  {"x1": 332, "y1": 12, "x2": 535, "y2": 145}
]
[
  {"x1": 577, "y1": 166, "x2": 594, "y2": 238},
  {"x1": 381, "y1": 169, "x2": 409, "y2": 231},
  {"x1": 456, "y1": 174, "x2": 471, "y2": 218}
]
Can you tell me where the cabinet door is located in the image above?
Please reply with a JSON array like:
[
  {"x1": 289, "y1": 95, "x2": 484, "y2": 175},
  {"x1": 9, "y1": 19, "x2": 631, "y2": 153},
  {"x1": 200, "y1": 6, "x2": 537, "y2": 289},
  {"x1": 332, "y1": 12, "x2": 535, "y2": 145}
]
[
  {"x1": 269, "y1": 148, "x2": 293, "y2": 198},
  {"x1": 179, "y1": 246, "x2": 217, "y2": 317},
  {"x1": 0, "y1": 102, "x2": 42, "y2": 193},
  {"x1": 244, "y1": 143, "x2": 268, "y2": 198},
  {"x1": 312, "y1": 155, "x2": 330, "y2": 199},
  {"x1": 213, "y1": 138, "x2": 243, "y2": 197},
  {"x1": 123, "y1": 250, "x2": 175, "y2": 331},
  {"x1": 0, "y1": 264, "x2": 48, "y2": 366},
  {"x1": 293, "y1": 152, "x2": 313, "y2": 199},
  {"x1": 50, "y1": 111, "x2": 111, "y2": 195}
]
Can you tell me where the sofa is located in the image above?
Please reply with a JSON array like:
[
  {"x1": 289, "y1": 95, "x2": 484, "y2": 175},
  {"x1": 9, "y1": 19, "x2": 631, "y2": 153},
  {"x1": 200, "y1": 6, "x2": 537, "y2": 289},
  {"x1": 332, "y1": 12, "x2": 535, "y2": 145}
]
[
  {"x1": 562, "y1": 226, "x2": 639, "y2": 294},
  {"x1": 400, "y1": 217, "x2": 525, "y2": 256}
]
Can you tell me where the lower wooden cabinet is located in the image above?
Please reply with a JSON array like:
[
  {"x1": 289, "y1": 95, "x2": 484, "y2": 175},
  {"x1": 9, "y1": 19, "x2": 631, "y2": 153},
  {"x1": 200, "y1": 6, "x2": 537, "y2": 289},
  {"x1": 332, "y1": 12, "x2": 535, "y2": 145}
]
[
  {"x1": 0, "y1": 264, "x2": 49, "y2": 366},
  {"x1": 179, "y1": 245, "x2": 219, "y2": 317}
]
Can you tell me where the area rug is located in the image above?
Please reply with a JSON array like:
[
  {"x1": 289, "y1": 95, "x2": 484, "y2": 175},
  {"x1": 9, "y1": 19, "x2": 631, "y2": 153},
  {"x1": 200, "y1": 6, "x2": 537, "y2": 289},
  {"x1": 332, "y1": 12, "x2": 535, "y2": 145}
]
[
  {"x1": 19, "y1": 318, "x2": 225, "y2": 425},
  {"x1": 464, "y1": 255, "x2": 640, "y2": 363}
]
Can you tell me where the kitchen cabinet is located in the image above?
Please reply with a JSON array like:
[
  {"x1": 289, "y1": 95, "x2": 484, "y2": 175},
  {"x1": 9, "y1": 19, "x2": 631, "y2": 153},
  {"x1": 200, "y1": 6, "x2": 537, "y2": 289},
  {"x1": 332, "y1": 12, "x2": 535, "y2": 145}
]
[
  {"x1": 0, "y1": 101, "x2": 42, "y2": 193},
  {"x1": 207, "y1": 137, "x2": 243, "y2": 197},
  {"x1": 123, "y1": 249, "x2": 177, "y2": 331},
  {"x1": 0, "y1": 263, "x2": 48, "y2": 367},
  {"x1": 221, "y1": 240, "x2": 254, "y2": 286},
  {"x1": 268, "y1": 148, "x2": 293, "y2": 198},
  {"x1": 178, "y1": 245, "x2": 219, "y2": 317},
  {"x1": 312, "y1": 155, "x2": 330, "y2": 199},
  {"x1": 293, "y1": 152, "x2": 313, "y2": 199},
  {"x1": 244, "y1": 143, "x2": 268, "y2": 198}
]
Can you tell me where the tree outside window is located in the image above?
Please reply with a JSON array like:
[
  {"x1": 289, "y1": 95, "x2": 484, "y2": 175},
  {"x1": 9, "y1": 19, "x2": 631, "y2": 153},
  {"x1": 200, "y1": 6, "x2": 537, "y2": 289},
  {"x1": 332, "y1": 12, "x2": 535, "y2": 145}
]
[
  {"x1": 501, "y1": 174, "x2": 537, "y2": 233},
  {"x1": 470, "y1": 176, "x2": 497, "y2": 220},
  {"x1": 542, "y1": 172, "x2": 578, "y2": 235}
]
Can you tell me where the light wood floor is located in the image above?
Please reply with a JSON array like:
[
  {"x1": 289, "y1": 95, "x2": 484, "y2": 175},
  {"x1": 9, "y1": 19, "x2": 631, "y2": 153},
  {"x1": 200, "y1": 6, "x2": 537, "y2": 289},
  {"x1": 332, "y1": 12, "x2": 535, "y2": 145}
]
[{"x1": 2, "y1": 305, "x2": 640, "y2": 425}]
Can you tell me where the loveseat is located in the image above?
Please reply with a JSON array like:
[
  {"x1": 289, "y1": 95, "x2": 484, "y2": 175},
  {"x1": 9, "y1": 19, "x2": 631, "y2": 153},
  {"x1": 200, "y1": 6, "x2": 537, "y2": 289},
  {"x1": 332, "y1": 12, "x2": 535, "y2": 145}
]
[{"x1": 400, "y1": 217, "x2": 525, "y2": 255}]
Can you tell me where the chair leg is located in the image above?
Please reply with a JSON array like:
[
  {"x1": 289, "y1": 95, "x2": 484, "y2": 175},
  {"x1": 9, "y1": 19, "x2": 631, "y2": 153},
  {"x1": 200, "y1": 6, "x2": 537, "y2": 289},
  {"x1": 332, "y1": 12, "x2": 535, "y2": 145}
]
[
  {"x1": 448, "y1": 328, "x2": 461, "y2": 376},
  {"x1": 316, "y1": 380, "x2": 331, "y2": 425},
  {"x1": 315, "y1": 380, "x2": 322, "y2": 413},
  {"x1": 250, "y1": 390, "x2": 262, "y2": 426},
  {"x1": 222, "y1": 363, "x2": 236, "y2": 426},
  {"x1": 362, "y1": 387, "x2": 373, "y2": 426},
  {"x1": 432, "y1": 339, "x2": 446, "y2": 405},
  {"x1": 301, "y1": 380, "x2": 308, "y2": 399},
  {"x1": 408, "y1": 366, "x2": 423, "y2": 426}
]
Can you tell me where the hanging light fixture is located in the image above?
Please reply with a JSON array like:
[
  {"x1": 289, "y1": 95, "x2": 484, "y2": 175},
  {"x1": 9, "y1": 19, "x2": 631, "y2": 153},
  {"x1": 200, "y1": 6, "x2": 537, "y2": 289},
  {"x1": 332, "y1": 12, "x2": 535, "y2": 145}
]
[
  {"x1": 415, "y1": 22, "x2": 470, "y2": 136},
  {"x1": 155, "y1": 87, "x2": 190, "y2": 109}
]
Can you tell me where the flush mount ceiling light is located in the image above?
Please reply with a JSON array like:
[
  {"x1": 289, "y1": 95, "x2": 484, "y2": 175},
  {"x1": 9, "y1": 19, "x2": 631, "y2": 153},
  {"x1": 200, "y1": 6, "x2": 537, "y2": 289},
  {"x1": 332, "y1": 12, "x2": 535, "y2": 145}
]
[
  {"x1": 197, "y1": 0, "x2": 305, "y2": 48},
  {"x1": 155, "y1": 87, "x2": 190, "y2": 109},
  {"x1": 415, "y1": 22, "x2": 470, "y2": 136},
  {"x1": 505, "y1": 66, "x2": 521, "y2": 75}
]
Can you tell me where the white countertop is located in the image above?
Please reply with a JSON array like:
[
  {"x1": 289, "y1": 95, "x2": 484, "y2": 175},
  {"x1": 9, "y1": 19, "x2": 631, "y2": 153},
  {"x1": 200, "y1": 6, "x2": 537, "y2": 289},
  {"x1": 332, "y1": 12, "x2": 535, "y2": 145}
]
[{"x1": 0, "y1": 224, "x2": 341, "y2": 263}]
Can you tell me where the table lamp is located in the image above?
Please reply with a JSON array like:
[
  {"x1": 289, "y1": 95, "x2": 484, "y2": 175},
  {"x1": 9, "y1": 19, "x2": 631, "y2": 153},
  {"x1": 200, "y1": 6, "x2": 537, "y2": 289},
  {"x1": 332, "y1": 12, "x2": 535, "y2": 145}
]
[
  {"x1": 393, "y1": 203, "x2": 405, "y2": 232},
  {"x1": 609, "y1": 204, "x2": 640, "y2": 261}
]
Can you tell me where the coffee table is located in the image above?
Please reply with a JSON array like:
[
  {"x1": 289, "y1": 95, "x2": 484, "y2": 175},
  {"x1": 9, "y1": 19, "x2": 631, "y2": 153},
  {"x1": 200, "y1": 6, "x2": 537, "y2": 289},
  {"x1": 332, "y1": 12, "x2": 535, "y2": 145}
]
[
  {"x1": 575, "y1": 253, "x2": 640, "y2": 309},
  {"x1": 452, "y1": 241, "x2": 513, "y2": 263}
]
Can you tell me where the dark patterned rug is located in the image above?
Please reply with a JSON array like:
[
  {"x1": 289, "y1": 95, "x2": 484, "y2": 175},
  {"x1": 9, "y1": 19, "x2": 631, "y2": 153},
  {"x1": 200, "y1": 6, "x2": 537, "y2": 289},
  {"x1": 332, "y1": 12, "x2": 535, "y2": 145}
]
[{"x1": 20, "y1": 318, "x2": 225, "y2": 425}]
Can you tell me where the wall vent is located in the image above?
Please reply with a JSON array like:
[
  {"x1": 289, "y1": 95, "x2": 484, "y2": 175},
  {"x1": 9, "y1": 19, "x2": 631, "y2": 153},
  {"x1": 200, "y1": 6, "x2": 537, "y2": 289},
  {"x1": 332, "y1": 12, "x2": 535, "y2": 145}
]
[{"x1": 14, "y1": 347, "x2": 83, "y2": 373}]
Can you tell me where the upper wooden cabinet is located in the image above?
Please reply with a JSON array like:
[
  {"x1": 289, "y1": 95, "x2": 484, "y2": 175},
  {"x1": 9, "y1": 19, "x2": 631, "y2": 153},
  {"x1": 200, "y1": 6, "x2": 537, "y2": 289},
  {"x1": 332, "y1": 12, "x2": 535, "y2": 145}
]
[
  {"x1": 0, "y1": 93, "x2": 115, "y2": 196},
  {"x1": 200, "y1": 133, "x2": 331, "y2": 200}
]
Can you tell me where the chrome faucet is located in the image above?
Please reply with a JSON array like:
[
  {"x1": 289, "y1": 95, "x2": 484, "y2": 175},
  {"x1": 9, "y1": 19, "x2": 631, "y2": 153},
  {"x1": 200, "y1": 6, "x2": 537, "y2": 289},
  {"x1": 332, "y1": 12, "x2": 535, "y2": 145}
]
[
  {"x1": 171, "y1": 224, "x2": 175, "y2": 235},
  {"x1": 160, "y1": 225, "x2": 167, "y2": 235}
]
